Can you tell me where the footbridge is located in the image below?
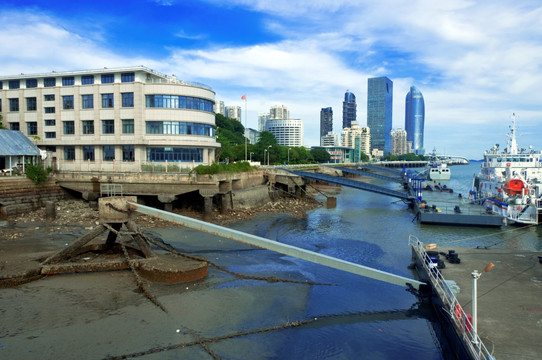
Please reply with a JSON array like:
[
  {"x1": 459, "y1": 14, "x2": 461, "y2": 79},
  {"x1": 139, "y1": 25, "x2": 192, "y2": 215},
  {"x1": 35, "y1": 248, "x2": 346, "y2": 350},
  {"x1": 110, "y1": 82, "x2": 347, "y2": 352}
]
[
  {"x1": 281, "y1": 169, "x2": 415, "y2": 202},
  {"x1": 331, "y1": 166, "x2": 404, "y2": 184}
]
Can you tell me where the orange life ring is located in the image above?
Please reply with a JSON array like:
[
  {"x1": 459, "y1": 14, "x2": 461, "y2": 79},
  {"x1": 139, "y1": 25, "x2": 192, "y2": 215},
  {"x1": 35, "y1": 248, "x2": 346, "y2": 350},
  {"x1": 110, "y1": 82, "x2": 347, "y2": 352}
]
[
  {"x1": 454, "y1": 304, "x2": 462, "y2": 319},
  {"x1": 506, "y1": 162, "x2": 511, "y2": 167}
]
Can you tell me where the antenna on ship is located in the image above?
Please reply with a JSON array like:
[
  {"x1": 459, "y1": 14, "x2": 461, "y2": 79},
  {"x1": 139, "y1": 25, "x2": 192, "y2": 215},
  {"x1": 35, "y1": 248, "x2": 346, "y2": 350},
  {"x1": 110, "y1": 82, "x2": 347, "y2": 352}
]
[{"x1": 508, "y1": 113, "x2": 518, "y2": 155}]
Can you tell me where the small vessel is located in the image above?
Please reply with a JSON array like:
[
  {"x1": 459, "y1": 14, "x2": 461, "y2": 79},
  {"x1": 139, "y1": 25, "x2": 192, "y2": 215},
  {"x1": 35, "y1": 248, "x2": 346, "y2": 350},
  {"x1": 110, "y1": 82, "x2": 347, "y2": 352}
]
[
  {"x1": 471, "y1": 114, "x2": 542, "y2": 225},
  {"x1": 423, "y1": 149, "x2": 451, "y2": 181}
]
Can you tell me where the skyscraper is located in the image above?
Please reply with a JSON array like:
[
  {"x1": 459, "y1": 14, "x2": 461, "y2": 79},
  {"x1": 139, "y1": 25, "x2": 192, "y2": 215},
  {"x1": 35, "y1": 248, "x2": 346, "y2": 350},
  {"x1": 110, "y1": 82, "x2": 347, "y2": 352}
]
[
  {"x1": 342, "y1": 91, "x2": 356, "y2": 129},
  {"x1": 320, "y1": 107, "x2": 333, "y2": 145},
  {"x1": 367, "y1": 77, "x2": 393, "y2": 154},
  {"x1": 405, "y1": 86, "x2": 425, "y2": 155}
]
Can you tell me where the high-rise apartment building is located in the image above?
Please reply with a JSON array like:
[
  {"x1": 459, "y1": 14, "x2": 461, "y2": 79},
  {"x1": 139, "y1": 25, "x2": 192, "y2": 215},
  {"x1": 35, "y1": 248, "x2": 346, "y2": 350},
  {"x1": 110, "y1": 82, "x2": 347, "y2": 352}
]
[
  {"x1": 269, "y1": 105, "x2": 290, "y2": 120},
  {"x1": 341, "y1": 121, "x2": 370, "y2": 158},
  {"x1": 0, "y1": 66, "x2": 218, "y2": 171},
  {"x1": 321, "y1": 131, "x2": 340, "y2": 146},
  {"x1": 225, "y1": 105, "x2": 241, "y2": 121},
  {"x1": 342, "y1": 91, "x2": 356, "y2": 129},
  {"x1": 320, "y1": 107, "x2": 333, "y2": 145},
  {"x1": 405, "y1": 86, "x2": 425, "y2": 155},
  {"x1": 258, "y1": 112, "x2": 269, "y2": 132},
  {"x1": 367, "y1": 77, "x2": 393, "y2": 154},
  {"x1": 214, "y1": 100, "x2": 225, "y2": 116},
  {"x1": 390, "y1": 128, "x2": 409, "y2": 155},
  {"x1": 265, "y1": 119, "x2": 303, "y2": 147}
]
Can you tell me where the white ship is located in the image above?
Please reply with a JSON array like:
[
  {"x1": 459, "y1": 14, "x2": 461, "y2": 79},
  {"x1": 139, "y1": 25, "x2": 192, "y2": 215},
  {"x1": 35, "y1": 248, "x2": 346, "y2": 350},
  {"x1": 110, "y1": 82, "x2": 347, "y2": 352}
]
[
  {"x1": 423, "y1": 149, "x2": 451, "y2": 181},
  {"x1": 471, "y1": 114, "x2": 542, "y2": 225}
]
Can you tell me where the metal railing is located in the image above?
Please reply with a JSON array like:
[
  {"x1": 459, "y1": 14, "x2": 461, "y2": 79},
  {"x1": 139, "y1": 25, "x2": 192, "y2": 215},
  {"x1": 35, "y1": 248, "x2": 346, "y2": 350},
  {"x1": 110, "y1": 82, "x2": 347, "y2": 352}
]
[
  {"x1": 409, "y1": 235, "x2": 494, "y2": 360},
  {"x1": 100, "y1": 183, "x2": 123, "y2": 197}
]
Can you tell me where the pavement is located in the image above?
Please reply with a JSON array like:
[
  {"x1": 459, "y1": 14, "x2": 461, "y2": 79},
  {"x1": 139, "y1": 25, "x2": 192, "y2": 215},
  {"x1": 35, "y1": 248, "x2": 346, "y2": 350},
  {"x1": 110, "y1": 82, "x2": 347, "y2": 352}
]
[{"x1": 435, "y1": 246, "x2": 542, "y2": 360}]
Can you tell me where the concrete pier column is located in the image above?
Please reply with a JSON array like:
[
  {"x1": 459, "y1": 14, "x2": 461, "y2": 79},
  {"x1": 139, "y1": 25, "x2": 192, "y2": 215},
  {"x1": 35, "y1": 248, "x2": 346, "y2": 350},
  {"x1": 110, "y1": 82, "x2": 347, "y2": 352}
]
[
  {"x1": 45, "y1": 201, "x2": 56, "y2": 219},
  {"x1": 220, "y1": 193, "x2": 232, "y2": 214},
  {"x1": 158, "y1": 194, "x2": 177, "y2": 212},
  {"x1": 203, "y1": 196, "x2": 213, "y2": 221}
]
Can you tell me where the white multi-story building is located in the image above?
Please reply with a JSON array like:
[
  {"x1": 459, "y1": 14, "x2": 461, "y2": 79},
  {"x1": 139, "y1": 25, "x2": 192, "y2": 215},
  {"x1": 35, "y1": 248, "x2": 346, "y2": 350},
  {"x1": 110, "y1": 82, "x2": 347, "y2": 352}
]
[
  {"x1": 265, "y1": 119, "x2": 304, "y2": 147},
  {"x1": 258, "y1": 112, "x2": 269, "y2": 132},
  {"x1": 341, "y1": 122, "x2": 370, "y2": 155},
  {"x1": 0, "y1": 66, "x2": 219, "y2": 171},
  {"x1": 390, "y1": 128, "x2": 409, "y2": 155},
  {"x1": 321, "y1": 131, "x2": 340, "y2": 146},
  {"x1": 214, "y1": 100, "x2": 225, "y2": 116},
  {"x1": 225, "y1": 105, "x2": 241, "y2": 121},
  {"x1": 269, "y1": 105, "x2": 290, "y2": 120}
]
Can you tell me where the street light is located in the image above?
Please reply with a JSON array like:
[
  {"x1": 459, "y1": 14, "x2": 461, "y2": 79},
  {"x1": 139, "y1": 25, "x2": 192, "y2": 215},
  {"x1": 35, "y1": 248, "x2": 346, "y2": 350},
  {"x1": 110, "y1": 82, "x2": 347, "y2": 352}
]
[
  {"x1": 288, "y1": 148, "x2": 292, "y2": 164},
  {"x1": 267, "y1": 145, "x2": 272, "y2": 166},
  {"x1": 264, "y1": 149, "x2": 267, "y2": 166},
  {"x1": 472, "y1": 262, "x2": 494, "y2": 343}
]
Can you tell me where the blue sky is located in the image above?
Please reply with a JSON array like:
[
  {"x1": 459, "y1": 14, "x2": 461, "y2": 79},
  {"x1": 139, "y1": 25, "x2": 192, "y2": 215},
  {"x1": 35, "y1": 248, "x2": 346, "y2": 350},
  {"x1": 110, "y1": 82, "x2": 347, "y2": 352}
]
[{"x1": 1, "y1": 0, "x2": 541, "y2": 158}]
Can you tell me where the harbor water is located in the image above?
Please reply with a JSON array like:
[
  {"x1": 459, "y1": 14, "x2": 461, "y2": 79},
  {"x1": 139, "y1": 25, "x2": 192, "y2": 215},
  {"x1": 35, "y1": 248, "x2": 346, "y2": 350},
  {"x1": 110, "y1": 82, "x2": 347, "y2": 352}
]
[{"x1": 1, "y1": 162, "x2": 541, "y2": 359}]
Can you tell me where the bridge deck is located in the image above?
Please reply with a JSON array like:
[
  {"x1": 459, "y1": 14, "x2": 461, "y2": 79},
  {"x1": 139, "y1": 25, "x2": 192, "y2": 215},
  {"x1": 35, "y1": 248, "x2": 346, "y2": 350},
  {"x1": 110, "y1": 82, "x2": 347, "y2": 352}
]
[{"x1": 333, "y1": 166, "x2": 404, "y2": 183}]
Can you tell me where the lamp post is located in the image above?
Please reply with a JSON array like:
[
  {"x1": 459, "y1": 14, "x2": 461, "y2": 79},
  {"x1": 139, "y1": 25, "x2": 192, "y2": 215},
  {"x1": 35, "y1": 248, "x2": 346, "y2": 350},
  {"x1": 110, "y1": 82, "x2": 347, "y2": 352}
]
[
  {"x1": 267, "y1": 145, "x2": 272, "y2": 166},
  {"x1": 264, "y1": 149, "x2": 267, "y2": 166},
  {"x1": 471, "y1": 263, "x2": 494, "y2": 343},
  {"x1": 288, "y1": 148, "x2": 292, "y2": 164}
]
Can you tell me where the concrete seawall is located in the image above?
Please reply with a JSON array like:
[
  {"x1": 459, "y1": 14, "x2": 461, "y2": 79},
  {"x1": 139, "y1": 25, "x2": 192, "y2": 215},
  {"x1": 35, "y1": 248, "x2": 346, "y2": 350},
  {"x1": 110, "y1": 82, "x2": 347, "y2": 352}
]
[{"x1": 0, "y1": 177, "x2": 66, "y2": 217}]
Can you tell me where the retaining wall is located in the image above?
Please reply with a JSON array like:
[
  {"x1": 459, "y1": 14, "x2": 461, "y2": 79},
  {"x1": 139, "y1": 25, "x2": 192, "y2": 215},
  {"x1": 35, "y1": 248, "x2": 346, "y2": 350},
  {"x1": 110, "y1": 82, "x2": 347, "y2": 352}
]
[{"x1": 0, "y1": 177, "x2": 66, "y2": 217}]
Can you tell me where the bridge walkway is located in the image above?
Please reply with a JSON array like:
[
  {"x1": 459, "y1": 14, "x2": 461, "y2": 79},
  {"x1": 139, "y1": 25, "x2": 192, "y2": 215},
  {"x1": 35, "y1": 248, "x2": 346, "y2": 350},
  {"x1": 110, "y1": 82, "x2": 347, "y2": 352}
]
[
  {"x1": 282, "y1": 169, "x2": 414, "y2": 201},
  {"x1": 332, "y1": 166, "x2": 404, "y2": 184}
]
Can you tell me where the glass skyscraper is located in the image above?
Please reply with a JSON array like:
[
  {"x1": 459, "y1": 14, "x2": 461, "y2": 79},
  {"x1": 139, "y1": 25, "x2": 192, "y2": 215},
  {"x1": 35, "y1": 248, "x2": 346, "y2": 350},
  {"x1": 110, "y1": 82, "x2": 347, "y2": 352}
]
[
  {"x1": 405, "y1": 86, "x2": 425, "y2": 155},
  {"x1": 367, "y1": 77, "x2": 393, "y2": 154},
  {"x1": 320, "y1": 107, "x2": 333, "y2": 145},
  {"x1": 342, "y1": 91, "x2": 356, "y2": 129}
]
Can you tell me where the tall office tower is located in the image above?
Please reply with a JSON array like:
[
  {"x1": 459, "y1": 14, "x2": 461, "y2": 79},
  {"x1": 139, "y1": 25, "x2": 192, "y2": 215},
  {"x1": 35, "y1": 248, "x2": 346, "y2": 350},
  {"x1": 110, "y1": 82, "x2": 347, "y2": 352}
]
[
  {"x1": 342, "y1": 91, "x2": 356, "y2": 129},
  {"x1": 269, "y1": 105, "x2": 290, "y2": 120},
  {"x1": 265, "y1": 119, "x2": 304, "y2": 146},
  {"x1": 405, "y1": 86, "x2": 425, "y2": 155},
  {"x1": 214, "y1": 100, "x2": 225, "y2": 116},
  {"x1": 367, "y1": 77, "x2": 393, "y2": 154},
  {"x1": 225, "y1": 106, "x2": 242, "y2": 121},
  {"x1": 390, "y1": 128, "x2": 409, "y2": 155},
  {"x1": 258, "y1": 112, "x2": 269, "y2": 132},
  {"x1": 320, "y1": 107, "x2": 333, "y2": 145}
]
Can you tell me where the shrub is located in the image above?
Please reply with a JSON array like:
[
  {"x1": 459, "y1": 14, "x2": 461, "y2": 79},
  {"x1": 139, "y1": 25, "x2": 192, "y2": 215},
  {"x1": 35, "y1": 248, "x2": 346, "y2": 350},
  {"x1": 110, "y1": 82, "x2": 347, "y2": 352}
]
[
  {"x1": 25, "y1": 163, "x2": 48, "y2": 184},
  {"x1": 192, "y1": 161, "x2": 255, "y2": 175}
]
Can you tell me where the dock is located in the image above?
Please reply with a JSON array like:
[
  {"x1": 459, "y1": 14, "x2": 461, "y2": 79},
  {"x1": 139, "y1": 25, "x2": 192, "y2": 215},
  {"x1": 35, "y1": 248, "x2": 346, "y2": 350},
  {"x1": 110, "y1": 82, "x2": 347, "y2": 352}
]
[{"x1": 410, "y1": 236, "x2": 542, "y2": 360}]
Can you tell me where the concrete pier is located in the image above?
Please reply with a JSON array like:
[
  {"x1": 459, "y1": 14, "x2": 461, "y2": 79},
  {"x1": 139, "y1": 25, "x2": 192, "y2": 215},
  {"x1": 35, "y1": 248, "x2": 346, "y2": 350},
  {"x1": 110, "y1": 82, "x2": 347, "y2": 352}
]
[{"x1": 412, "y1": 239, "x2": 542, "y2": 360}]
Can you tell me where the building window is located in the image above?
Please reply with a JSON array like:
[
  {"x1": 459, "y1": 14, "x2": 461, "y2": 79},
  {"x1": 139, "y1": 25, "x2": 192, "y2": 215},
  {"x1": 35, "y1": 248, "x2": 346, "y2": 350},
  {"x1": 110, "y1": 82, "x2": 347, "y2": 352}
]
[
  {"x1": 9, "y1": 122, "x2": 20, "y2": 131},
  {"x1": 82, "y1": 120, "x2": 94, "y2": 134},
  {"x1": 45, "y1": 146, "x2": 56, "y2": 152},
  {"x1": 64, "y1": 146, "x2": 75, "y2": 161},
  {"x1": 9, "y1": 98, "x2": 19, "y2": 112},
  {"x1": 26, "y1": 79, "x2": 38, "y2": 88},
  {"x1": 146, "y1": 147, "x2": 203, "y2": 163},
  {"x1": 45, "y1": 119, "x2": 56, "y2": 126},
  {"x1": 62, "y1": 76, "x2": 75, "y2": 86},
  {"x1": 103, "y1": 146, "x2": 115, "y2": 161},
  {"x1": 63, "y1": 121, "x2": 75, "y2": 135},
  {"x1": 122, "y1": 145, "x2": 135, "y2": 162},
  {"x1": 101, "y1": 74, "x2": 114, "y2": 84},
  {"x1": 44, "y1": 94, "x2": 55, "y2": 101},
  {"x1": 102, "y1": 120, "x2": 114, "y2": 134},
  {"x1": 8, "y1": 80, "x2": 20, "y2": 89},
  {"x1": 81, "y1": 75, "x2": 94, "y2": 85},
  {"x1": 101, "y1": 93, "x2": 114, "y2": 108},
  {"x1": 44, "y1": 107, "x2": 55, "y2": 114},
  {"x1": 0, "y1": 99, "x2": 2, "y2": 112},
  {"x1": 145, "y1": 121, "x2": 214, "y2": 136},
  {"x1": 0, "y1": 81, "x2": 2, "y2": 89},
  {"x1": 63, "y1": 95, "x2": 74, "y2": 110},
  {"x1": 81, "y1": 94, "x2": 93, "y2": 109},
  {"x1": 27, "y1": 122, "x2": 38, "y2": 136},
  {"x1": 121, "y1": 72, "x2": 135, "y2": 82},
  {"x1": 45, "y1": 132, "x2": 56, "y2": 139},
  {"x1": 83, "y1": 146, "x2": 95, "y2": 161},
  {"x1": 26, "y1": 97, "x2": 37, "y2": 111},
  {"x1": 122, "y1": 119, "x2": 134, "y2": 134},
  {"x1": 121, "y1": 92, "x2": 134, "y2": 107},
  {"x1": 145, "y1": 95, "x2": 214, "y2": 113},
  {"x1": 44, "y1": 77, "x2": 56, "y2": 87}
]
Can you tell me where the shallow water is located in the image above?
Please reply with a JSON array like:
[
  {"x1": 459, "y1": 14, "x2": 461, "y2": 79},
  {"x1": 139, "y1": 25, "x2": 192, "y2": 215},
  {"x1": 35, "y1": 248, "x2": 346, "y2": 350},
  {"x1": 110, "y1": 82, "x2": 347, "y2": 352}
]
[{"x1": 1, "y1": 162, "x2": 539, "y2": 359}]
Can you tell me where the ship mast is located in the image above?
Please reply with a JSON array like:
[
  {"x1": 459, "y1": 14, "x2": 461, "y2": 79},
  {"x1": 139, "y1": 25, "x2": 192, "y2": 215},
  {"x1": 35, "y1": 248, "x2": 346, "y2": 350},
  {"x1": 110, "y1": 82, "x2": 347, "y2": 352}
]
[{"x1": 507, "y1": 113, "x2": 518, "y2": 155}]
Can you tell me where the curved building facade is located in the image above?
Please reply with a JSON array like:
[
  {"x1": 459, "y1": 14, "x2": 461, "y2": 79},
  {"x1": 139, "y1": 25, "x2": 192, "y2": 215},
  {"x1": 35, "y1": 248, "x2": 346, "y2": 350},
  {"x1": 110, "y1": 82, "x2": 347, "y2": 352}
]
[
  {"x1": 0, "y1": 66, "x2": 219, "y2": 171},
  {"x1": 342, "y1": 91, "x2": 356, "y2": 129},
  {"x1": 405, "y1": 86, "x2": 425, "y2": 155}
]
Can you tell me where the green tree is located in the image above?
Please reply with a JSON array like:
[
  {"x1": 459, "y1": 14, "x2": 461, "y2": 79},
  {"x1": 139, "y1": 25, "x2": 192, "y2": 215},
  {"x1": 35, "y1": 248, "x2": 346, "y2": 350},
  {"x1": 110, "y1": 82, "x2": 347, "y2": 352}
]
[
  {"x1": 215, "y1": 114, "x2": 246, "y2": 161},
  {"x1": 310, "y1": 148, "x2": 331, "y2": 163},
  {"x1": 0, "y1": 115, "x2": 6, "y2": 130}
]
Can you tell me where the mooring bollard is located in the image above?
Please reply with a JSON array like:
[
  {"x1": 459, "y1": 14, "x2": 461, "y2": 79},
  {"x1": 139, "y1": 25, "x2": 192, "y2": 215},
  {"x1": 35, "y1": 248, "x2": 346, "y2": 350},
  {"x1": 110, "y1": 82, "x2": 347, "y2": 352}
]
[{"x1": 45, "y1": 201, "x2": 56, "y2": 220}]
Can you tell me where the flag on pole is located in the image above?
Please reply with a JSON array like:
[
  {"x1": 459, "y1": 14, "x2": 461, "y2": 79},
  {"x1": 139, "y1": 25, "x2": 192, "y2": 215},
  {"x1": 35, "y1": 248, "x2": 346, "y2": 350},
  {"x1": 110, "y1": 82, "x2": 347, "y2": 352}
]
[{"x1": 241, "y1": 94, "x2": 246, "y2": 100}]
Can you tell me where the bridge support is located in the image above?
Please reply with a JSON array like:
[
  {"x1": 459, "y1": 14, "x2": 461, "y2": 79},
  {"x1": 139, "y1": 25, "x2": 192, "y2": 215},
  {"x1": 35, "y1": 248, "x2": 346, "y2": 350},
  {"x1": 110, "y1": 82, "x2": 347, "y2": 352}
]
[
  {"x1": 158, "y1": 194, "x2": 177, "y2": 212},
  {"x1": 199, "y1": 190, "x2": 218, "y2": 221}
]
